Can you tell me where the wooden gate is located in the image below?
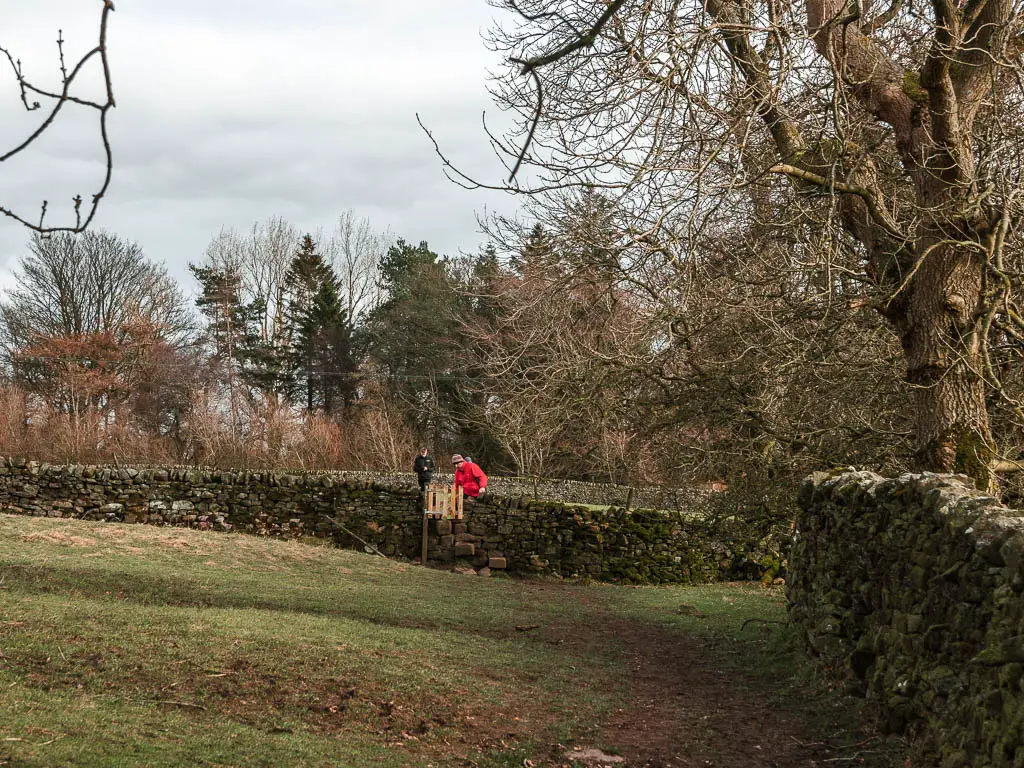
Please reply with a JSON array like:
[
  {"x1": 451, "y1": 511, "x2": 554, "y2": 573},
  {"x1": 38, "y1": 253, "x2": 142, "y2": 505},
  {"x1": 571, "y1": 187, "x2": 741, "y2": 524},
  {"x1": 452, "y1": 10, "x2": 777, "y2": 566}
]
[{"x1": 424, "y1": 482, "x2": 464, "y2": 519}]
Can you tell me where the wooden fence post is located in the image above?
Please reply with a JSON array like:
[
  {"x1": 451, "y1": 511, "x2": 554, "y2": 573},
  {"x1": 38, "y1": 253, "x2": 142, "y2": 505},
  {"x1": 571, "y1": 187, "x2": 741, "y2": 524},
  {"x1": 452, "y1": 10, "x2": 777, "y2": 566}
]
[{"x1": 421, "y1": 513, "x2": 429, "y2": 565}]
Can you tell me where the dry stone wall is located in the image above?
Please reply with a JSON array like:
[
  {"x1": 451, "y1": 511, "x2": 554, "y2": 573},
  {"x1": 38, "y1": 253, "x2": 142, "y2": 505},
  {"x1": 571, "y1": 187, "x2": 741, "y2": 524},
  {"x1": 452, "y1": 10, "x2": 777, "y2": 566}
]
[
  {"x1": 789, "y1": 469, "x2": 1024, "y2": 767},
  {"x1": 0, "y1": 458, "x2": 778, "y2": 584},
  {"x1": 274, "y1": 470, "x2": 708, "y2": 511}
]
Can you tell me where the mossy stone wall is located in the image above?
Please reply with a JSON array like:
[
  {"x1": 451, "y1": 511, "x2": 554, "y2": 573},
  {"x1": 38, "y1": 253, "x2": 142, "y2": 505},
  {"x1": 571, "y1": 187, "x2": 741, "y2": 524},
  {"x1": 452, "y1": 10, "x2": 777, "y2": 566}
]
[
  {"x1": 789, "y1": 469, "x2": 1024, "y2": 767},
  {"x1": 262, "y1": 469, "x2": 709, "y2": 511},
  {"x1": 0, "y1": 458, "x2": 778, "y2": 584}
]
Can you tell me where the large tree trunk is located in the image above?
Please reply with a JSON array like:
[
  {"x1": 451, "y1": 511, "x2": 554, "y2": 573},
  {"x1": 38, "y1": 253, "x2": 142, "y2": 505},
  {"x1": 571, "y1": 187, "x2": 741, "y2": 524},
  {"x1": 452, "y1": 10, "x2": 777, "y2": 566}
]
[
  {"x1": 896, "y1": 234, "x2": 995, "y2": 488},
  {"x1": 708, "y1": 0, "x2": 1000, "y2": 488},
  {"x1": 800, "y1": 0, "x2": 1004, "y2": 489}
]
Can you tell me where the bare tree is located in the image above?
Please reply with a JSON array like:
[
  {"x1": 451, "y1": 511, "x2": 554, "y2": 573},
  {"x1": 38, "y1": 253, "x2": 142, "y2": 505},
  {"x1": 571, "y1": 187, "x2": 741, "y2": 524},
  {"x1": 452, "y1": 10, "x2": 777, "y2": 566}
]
[
  {"x1": 474, "y1": 187, "x2": 913, "y2": 485},
  {"x1": 470, "y1": 196, "x2": 653, "y2": 480},
  {"x1": 0, "y1": 1, "x2": 115, "y2": 233},
  {"x1": 461, "y1": 0, "x2": 1024, "y2": 488},
  {"x1": 0, "y1": 231, "x2": 197, "y2": 460},
  {"x1": 201, "y1": 213, "x2": 386, "y2": 376},
  {"x1": 204, "y1": 217, "x2": 298, "y2": 355},
  {"x1": 0, "y1": 231, "x2": 192, "y2": 354},
  {"x1": 322, "y1": 209, "x2": 388, "y2": 323}
]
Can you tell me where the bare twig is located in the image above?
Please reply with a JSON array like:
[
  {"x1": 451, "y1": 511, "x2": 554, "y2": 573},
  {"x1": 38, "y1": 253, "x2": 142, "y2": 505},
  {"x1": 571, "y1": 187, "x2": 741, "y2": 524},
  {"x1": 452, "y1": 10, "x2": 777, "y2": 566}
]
[
  {"x1": 151, "y1": 699, "x2": 208, "y2": 711},
  {"x1": 739, "y1": 617, "x2": 788, "y2": 631},
  {"x1": 0, "y1": 1, "x2": 116, "y2": 234}
]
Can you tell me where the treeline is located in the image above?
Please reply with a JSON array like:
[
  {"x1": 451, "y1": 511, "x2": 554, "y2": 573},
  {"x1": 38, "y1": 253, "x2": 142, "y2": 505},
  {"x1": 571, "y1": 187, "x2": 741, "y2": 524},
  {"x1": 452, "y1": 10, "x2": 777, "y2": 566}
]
[{"x1": 0, "y1": 196, "x2": 961, "y2": 490}]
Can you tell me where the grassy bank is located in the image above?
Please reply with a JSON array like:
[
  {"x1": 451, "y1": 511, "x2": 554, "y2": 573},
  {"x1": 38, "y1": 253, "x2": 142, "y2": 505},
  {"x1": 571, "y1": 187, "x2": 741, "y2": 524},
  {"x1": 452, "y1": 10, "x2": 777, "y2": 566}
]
[{"x1": 0, "y1": 514, "x2": 895, "y2": 767}]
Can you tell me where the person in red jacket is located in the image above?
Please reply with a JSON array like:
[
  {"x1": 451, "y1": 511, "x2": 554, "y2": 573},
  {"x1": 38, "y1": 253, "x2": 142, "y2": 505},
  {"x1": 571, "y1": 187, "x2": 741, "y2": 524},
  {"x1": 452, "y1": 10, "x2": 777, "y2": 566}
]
[{"x1": 452, "y1": 454, "x2": 487, "y2": 498}]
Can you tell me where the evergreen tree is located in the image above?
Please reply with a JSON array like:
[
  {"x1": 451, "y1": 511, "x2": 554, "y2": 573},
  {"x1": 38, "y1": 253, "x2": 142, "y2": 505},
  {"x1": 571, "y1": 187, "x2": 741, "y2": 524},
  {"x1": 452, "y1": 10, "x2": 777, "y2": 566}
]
[
  {"x1": 189, "y1": 260, "x2": 260, "y2": 431},
  {"x1": 241, "y1": 299, "x2": 294, "y2": 402},
  {"x1": 284, "y1": 235, "x2": 355, "y2": 414},
  {"x1": 363, "y1": 239, "x2": 501, "y2": 460},
  {"x1": 376, "y1": 239, "x2": 440, "y2": 304},
  {"x1": 190, "y1": 262, "x2": 252, "y2": 368},
  {"x1": 510, "y1": 223, "x2": 552, "y2": 276}
]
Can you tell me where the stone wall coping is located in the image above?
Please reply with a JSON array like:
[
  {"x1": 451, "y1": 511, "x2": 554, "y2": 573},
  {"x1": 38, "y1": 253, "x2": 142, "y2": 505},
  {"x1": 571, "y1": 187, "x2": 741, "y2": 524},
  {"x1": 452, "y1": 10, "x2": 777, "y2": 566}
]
[
  {"x1": 803, "y1": 467, "x2": 1017, "y2": 519},
  {"x1": 0, "y1": 457, "x2": 707, "y2": 510}
]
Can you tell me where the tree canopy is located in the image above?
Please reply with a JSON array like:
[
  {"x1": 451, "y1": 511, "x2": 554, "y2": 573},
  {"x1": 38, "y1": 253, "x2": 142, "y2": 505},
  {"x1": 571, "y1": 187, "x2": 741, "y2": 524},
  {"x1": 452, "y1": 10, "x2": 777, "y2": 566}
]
[{"x1": 466, "y1": 0, "x2": 1024, "y2": 488}]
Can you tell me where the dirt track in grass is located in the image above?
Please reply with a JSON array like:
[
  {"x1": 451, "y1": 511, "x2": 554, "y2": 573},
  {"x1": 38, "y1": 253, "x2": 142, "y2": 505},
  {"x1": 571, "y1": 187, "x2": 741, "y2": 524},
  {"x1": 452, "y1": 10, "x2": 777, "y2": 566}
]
[{"x1": 515, "y1": 586, "x2": 903, "y2": 768}]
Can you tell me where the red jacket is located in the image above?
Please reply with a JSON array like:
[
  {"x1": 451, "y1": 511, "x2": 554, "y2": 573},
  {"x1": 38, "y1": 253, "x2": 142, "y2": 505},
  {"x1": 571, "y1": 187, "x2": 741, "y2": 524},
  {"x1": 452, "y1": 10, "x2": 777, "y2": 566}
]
[{"x1": 454, "y1": 461, "x2": 487, "y2": 498}]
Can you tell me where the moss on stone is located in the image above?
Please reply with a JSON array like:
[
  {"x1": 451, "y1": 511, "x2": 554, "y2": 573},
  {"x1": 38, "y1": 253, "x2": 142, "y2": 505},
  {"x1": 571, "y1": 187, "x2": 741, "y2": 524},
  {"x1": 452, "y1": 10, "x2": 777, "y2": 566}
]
[{"x1": 792, "y1": 469, "x2": 1024, "y2": 765}]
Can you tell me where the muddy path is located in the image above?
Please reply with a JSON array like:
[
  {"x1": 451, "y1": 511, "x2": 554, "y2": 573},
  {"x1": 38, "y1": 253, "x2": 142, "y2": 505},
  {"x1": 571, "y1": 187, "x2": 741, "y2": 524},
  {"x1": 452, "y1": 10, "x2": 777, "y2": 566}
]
[
  {"x1": 524, "y1": 589, "x2": 903, "y2": 768},
  {"x1": 595, "y1": 620, "x2": 891, "y2": 767}
]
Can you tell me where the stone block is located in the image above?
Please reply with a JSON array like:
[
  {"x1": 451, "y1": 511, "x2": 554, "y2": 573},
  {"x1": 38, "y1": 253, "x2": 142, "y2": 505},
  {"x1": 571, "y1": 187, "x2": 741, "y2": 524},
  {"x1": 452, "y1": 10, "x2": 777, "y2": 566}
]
[
  {"x1": 454, "y1": 542, "x2": 475, "y2": 557},
  {"x1": 488, "y1": 556, "x2": 507, "y2": 569},
  {"x1": 435, "y1": 519, "x2": 452, "y2": 536}
]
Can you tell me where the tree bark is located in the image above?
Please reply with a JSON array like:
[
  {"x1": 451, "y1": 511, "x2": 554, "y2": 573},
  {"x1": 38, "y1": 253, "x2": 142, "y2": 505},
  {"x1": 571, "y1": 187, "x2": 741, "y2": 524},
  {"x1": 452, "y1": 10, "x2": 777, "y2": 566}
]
[
  {"x1": 800, "y1": 0, "x2": 1000, "y2": 487},
  {"x1": 894, "y1": 232, "x2": 995, "y2": 486}
]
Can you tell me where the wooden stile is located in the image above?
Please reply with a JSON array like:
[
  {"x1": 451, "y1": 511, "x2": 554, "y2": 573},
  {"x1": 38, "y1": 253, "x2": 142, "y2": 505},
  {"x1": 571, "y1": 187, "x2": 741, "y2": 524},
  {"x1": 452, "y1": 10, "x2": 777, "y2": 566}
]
[
  {"x1": 423, "y1": 482, "x2": 463, "y2": 520},
  {"x1": 420, "y1": 482, "x2": 463, "y2": 566}
]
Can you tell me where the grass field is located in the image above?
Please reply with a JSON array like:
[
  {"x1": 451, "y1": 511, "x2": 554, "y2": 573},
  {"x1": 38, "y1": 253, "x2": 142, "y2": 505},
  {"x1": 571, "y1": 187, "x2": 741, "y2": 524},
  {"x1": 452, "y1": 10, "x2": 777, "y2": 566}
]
[{"x1": 0, "y1": 514, "x2": 898, "y2": 768}]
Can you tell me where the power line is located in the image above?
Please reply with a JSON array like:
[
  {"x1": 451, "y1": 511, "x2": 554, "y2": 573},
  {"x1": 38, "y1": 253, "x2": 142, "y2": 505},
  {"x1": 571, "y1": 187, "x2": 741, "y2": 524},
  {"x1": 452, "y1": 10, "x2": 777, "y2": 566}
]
[{"x1": 4, "y1": 353, "x2": 481, "y2": 382}]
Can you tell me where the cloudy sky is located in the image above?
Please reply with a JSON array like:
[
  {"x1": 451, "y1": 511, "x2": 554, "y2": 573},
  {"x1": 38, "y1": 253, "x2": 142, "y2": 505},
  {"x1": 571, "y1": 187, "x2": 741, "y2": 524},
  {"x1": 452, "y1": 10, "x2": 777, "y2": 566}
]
[{"x1": 0, "y1": 1, "x2": 522, "y2": 291}]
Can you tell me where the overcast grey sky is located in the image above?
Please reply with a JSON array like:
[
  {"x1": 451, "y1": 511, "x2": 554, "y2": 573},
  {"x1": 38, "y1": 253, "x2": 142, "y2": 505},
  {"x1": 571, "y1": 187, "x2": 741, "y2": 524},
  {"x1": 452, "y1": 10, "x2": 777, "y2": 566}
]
[{"x1": 0, "y1": 1, "x2": 520, "y2": 291}]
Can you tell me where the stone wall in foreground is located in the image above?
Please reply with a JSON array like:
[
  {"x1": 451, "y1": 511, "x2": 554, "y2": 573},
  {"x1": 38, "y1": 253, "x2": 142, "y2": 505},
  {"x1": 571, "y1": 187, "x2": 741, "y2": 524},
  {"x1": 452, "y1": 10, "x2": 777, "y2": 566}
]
[
  {"x1": 0, "y1": 458, "x2": 780, "y2": 584},
  {"x1": 789, "y1": 469, "x2": 1024, "y2": 767}
]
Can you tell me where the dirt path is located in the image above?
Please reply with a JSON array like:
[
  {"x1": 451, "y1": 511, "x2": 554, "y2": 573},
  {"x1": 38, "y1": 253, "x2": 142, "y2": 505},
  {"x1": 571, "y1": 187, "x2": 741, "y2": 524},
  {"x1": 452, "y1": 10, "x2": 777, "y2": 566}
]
[
  {"x1": 597, "y1": 620, "x2": 833, "y2": 767},
  {"x1": 537, "y1": 601, "x2": 901, "y2": 768}
]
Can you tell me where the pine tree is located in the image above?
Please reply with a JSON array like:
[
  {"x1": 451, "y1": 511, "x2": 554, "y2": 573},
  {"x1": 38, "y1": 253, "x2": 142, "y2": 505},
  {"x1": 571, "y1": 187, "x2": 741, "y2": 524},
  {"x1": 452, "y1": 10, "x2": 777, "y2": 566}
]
[
  {"x1": 511, "y1": 223, "x2": 552, "y2": 276},
  {"x1": 242, "y1": 294, "x2": 294, "y2": 401},
  {"x1": 283, "y1": 235, "x2": 355, "y2": 413},
  {"x1": 189, "y1": 261, "x2": 259, "y2": 432},
  {"x1": 363, "y1": 239, "x2": 494, "y2": 456},
  {"x1": 302, "y1": 281, "x2": 355, "y2": 414}
]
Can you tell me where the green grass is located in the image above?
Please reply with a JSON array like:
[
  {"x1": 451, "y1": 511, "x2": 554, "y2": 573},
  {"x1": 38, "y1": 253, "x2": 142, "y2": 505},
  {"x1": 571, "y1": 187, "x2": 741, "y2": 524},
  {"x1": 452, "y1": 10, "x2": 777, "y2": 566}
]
[{"x1": 0, "y1": 513, "x2": 872, "y2": 767}]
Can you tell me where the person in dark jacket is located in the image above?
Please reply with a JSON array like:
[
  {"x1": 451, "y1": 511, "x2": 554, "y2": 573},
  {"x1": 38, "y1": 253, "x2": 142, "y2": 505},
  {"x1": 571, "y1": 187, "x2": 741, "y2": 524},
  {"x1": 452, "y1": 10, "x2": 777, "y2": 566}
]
[{"x1": 413, "y1": 447, "x2": 435, "y2": 494}]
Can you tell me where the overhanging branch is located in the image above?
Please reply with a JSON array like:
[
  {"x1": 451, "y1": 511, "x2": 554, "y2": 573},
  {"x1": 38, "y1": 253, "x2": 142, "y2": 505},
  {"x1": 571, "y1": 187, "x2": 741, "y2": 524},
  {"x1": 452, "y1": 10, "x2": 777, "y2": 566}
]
[
  {"x1": 506, "y1": 0, "x2": 628, "y2": 181},
  {"x1": 768, "y1": 163, "x2": 908, "y2": 242},
  {"x1": 0, "y1": 0, "x2": 116, "y2": 234}
]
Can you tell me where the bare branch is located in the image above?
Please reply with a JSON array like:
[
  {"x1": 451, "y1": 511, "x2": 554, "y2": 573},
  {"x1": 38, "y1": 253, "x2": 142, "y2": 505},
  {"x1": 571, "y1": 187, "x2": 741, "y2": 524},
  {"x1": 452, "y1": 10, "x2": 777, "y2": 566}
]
[
  {"x1": 506, "y1": 0, "x2": 628, "y2": 180},
  {"x1": 0, "y1": 1, "x2": 116, "y2": 234},
  {"x1": 512, "y1": 0, "x2": 628, "y2": 74},
  {"x1": 768, "y1": 163, "x2": 908, "y2": 241}
]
